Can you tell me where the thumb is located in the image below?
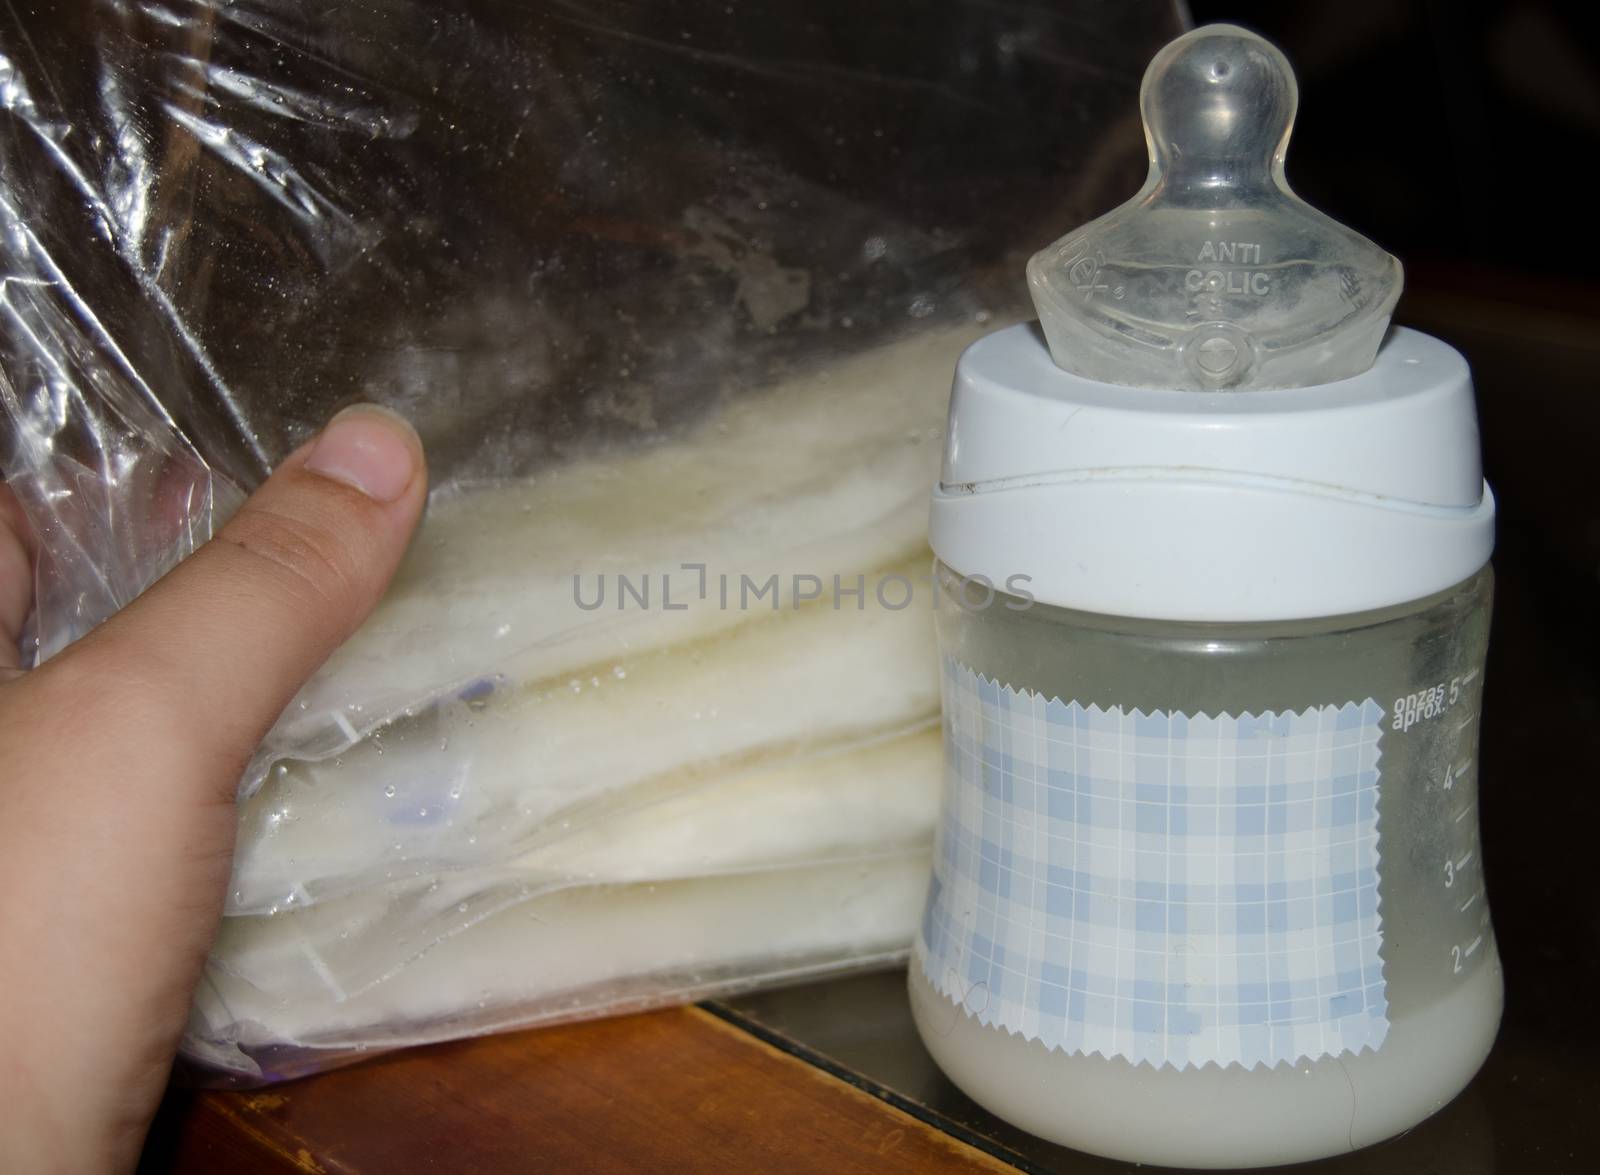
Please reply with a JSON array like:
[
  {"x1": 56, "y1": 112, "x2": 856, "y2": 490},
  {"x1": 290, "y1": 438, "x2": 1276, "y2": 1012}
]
[{"x1": 44, "y1": 404, "x2": 427, "y2": 792}]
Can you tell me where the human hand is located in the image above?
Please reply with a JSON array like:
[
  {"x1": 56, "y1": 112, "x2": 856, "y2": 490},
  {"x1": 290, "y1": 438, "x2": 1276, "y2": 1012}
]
[{"x1": 0, "y1": 406, "x2": 427, "y2": 1172}]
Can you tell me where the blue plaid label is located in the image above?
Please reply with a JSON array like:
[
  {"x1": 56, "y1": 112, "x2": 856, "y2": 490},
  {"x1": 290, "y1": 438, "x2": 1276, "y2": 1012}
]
[{"x1": 916, "y1": 658, "x2": 1388, "y2": 1070}]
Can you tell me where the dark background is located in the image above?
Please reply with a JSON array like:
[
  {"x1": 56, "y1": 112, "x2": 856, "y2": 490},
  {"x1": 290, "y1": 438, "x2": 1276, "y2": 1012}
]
[{"x1": 1192, "y1": 0, "x2": 1600, "y2": 284}]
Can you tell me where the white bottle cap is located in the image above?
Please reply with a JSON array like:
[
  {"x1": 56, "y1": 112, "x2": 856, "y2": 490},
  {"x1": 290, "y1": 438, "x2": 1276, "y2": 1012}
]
[{"x1": 929, "y1": 323, "x2": 1494, "y2": 622}]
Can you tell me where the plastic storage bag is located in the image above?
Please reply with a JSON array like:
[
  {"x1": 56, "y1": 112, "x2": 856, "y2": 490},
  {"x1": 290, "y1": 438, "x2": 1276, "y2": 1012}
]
[{"x1": 0, "y1": 0, "x2": 1181, "y2": 1081}]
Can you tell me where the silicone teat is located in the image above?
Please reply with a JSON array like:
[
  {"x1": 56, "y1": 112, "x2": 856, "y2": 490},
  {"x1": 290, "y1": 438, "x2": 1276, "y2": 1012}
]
[{"x1": 1027, "y1": 24, "x2": 1402, "y2": 390}]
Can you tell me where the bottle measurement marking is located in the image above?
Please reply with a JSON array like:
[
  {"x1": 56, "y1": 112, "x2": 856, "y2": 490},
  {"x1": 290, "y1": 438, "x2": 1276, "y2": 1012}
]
[
  {"x1": 1427, "y1": 665, "x2": 1485, "y2": 979},
  {"x1": 1394, "y1": 676, "x2": 1471, "y2": 732},
  {"x1": 1450, "y1": 932, "x2": 1486, "y2": 975}
]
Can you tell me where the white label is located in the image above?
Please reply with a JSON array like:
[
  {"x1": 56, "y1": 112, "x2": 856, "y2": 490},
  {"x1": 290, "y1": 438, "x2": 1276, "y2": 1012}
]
[{"x1": 916, "y1": 659, "x2": 1389, "y2": 1070}]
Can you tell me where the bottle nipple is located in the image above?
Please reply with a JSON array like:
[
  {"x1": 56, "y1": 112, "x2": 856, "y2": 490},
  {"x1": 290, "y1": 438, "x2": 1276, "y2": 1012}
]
[{"x1": 1027, "y1": 24, "x2": 1402, "y2": 390}]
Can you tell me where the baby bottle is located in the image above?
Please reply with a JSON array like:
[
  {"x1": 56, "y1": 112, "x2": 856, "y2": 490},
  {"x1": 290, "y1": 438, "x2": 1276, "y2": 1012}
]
[{"x1": 909, "y1": 24, "x2": 1500, "y2": 1168}]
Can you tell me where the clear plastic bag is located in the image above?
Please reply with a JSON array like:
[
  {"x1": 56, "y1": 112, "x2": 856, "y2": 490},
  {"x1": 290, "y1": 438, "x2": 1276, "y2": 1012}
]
[{"x1": 0, "y1": 0, "x2": 1181, "y2": 1082}]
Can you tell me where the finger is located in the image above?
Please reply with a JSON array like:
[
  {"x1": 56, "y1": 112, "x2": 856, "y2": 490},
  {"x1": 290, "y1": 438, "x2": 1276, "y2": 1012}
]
[
  {"x1": 40, "y1": 404, "x2": 427, "y2": 792},
  {"x1": 0, "y1": 484, "x2": 37, "y2": 673}
]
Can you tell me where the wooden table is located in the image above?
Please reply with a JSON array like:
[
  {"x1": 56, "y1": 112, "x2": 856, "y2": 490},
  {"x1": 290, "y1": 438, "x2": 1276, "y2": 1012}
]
[{"x1": 144, "y1": 1001, "x2": 1010, "y2": 1173}]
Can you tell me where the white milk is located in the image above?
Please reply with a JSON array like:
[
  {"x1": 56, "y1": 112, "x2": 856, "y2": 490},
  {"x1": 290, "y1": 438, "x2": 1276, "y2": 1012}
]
[{"x1": 910, "y1": 957, "x2": 1501, "y2": 1167}]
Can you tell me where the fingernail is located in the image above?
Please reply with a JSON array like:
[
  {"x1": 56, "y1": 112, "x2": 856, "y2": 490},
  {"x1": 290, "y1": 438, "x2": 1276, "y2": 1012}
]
[{"x1": 304, "y1": 405, "x2": 421, "y2": 502}]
